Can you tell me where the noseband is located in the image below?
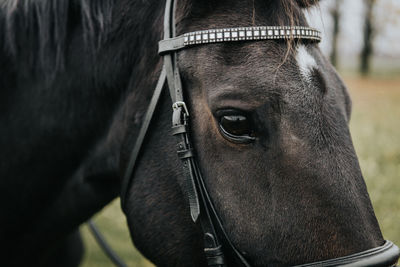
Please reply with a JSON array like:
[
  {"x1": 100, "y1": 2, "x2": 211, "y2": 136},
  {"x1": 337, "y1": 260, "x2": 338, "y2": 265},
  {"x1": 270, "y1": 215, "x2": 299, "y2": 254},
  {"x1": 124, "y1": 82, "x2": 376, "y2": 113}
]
[{"x1": 120, "y1": 0, "x2": 400, "y2": 266}]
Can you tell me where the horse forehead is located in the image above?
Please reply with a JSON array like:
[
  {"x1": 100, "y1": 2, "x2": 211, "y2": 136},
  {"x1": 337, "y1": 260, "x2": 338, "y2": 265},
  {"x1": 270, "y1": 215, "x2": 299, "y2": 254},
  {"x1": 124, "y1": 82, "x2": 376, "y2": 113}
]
[
  {"x1": 189, "y1": 41, "x2": 287, "y2": 76},
  {"x1": 180, "y1": 42, "x2": 323, "y2": 106},
  {"x1": 183, "y1": 45, "x2": 299, "y2": 104}
]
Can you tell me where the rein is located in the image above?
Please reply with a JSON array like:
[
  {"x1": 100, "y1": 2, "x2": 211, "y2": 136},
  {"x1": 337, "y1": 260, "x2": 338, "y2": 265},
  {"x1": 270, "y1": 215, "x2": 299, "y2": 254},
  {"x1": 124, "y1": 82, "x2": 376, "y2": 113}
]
[{"x1": 119, "y1": 0, "x2": 400, "y2": 266}]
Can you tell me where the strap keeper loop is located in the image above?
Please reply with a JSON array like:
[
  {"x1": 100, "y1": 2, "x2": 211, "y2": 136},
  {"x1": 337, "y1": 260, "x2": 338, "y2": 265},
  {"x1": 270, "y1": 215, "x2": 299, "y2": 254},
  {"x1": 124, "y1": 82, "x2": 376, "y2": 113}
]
[
  {"x1": 171, "y1": 125, "x2": 188, "y2": 135},
  {"x1": 204, "y1": 245, "x2": 225, "y2": 266},
  {"x1": 177, "y1": 148, "x2": 194, "y2": 159}
]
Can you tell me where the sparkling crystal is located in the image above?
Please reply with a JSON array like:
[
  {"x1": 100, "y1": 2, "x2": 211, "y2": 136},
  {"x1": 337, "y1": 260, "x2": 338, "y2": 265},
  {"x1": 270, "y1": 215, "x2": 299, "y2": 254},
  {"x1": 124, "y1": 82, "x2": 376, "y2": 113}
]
[
  {"x1": 209, "y1": 33, "x2": 216, "y2": 39},
  {"x1": 246, "y1": 30, "x2": 252, "y2": 37},
  {"x1": 224, "y1": 32, "x2": 230, "y2": 38},
  {"x1": 239, "y1": 31, "x2": 245, "y2": 37},
  {"x1": 232, "y1": 31, "x2": 238, "y2": 38},
  {"x1": 217, "y1": 32, "x2": 223, "y2": 39}
]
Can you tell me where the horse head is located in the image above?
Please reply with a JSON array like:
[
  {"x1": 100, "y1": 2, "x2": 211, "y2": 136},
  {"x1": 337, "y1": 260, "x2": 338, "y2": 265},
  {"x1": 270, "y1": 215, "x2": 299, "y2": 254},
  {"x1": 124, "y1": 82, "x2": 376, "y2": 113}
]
[{"x1": 120, "y1": 0, "x2": 399, "y2": 266}]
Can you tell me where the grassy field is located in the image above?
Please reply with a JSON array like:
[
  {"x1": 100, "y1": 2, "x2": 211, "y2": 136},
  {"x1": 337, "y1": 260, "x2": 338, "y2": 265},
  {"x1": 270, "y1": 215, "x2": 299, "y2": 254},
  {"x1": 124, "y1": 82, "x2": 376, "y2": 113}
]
[
  {"x1": 80, "y1": 75, "x2": 400, "y2": 266},
  {"x1": 346, "y1": 75, "x2": 400, "y2": 246}
]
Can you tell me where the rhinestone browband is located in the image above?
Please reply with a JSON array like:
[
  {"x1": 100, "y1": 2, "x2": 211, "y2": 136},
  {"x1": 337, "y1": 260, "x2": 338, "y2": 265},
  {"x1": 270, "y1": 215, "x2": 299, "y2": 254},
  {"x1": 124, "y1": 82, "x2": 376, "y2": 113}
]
[{"x1": 159, "y1": 25, "x2": 321, "y2": 54}]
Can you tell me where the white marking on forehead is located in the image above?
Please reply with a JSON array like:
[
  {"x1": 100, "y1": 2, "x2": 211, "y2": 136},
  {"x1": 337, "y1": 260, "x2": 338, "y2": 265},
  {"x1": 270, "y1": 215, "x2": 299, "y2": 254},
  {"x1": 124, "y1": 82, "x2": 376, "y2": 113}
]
[{"x1": 296, "y1": 45, "x2": 317, "y2": 82}]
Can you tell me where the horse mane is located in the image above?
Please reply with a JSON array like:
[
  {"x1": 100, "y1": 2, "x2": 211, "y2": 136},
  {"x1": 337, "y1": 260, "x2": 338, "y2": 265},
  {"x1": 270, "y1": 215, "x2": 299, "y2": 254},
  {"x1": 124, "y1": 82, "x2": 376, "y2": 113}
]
[
  {"x1": 0, "y1": 0, "x2": 317, "y2": 77},
  {"x1": 0, "y1": 0, "x2": 114, "y2": 75}
]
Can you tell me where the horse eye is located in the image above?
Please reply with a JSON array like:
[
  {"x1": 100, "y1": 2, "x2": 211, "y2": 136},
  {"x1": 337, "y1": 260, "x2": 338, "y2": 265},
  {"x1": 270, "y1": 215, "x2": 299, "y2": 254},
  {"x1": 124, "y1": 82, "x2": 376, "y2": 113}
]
[{"x1": 219, "y1": 114, "x2": 256, "y2": 143}]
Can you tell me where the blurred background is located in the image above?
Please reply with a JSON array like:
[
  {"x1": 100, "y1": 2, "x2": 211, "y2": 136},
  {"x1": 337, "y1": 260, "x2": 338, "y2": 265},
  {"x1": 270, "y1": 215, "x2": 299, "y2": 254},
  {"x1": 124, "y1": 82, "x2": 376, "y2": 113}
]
[{"x1": 80, "y1": 1, "x2": 400, "y2": 266}]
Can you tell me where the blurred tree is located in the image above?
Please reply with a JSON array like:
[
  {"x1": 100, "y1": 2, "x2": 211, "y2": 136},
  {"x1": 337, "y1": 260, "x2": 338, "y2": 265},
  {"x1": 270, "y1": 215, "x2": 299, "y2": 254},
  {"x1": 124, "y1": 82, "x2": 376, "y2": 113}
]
[
  {"x1": 360, "y1": 0, "x2": 376, "y2": 75},
  {"x1": 330, "y1": 0, "x2": 341, "y2": 67}
]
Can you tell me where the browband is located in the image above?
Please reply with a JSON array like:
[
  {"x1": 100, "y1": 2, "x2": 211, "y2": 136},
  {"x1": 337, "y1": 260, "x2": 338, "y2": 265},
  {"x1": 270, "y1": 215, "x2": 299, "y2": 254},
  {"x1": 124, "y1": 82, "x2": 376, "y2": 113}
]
[{"x1": 159, "y1": 25, "x2": 321, "y2": 54}]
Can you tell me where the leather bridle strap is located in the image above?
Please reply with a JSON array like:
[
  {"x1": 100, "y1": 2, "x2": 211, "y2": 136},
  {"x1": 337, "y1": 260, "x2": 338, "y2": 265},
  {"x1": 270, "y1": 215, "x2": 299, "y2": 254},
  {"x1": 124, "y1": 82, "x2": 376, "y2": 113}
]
[
  {"x1": 120, "y1": 67, "x2": 166, "y2": 208},
  {"x1": 164, "y1": 0, "x2": 201, "y2": 222},
  {"x1": 164, "y1": 0, "x2": 232, "y2": 265}
]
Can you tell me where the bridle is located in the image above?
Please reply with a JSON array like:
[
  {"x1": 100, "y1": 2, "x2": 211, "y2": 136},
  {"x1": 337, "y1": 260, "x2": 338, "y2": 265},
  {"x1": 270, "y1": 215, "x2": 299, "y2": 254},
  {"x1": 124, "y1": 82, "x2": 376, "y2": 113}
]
[{"x1": 120, "y1": 0, "x2": 400, "y2": 266}]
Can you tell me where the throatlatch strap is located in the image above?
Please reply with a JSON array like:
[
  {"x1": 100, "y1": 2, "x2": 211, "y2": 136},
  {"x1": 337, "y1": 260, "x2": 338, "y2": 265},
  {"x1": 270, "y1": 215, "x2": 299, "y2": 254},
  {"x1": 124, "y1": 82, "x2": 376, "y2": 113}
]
[{"x1": 120, "y1": 67, "x2": 166, "y2": 208}]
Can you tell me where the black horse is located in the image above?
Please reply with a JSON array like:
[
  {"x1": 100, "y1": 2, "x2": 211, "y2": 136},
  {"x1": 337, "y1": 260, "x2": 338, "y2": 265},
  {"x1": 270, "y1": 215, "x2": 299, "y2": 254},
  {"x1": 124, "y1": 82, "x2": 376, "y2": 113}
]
[{"x1": 0, "y1": 0, "x2": 398, "y2": 266}]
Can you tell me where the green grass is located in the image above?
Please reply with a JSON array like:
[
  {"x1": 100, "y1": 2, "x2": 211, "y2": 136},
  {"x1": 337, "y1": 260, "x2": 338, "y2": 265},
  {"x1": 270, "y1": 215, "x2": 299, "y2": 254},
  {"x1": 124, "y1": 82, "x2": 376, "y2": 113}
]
[{"x1": 80, "y1": 76, "x2": 400, "y2": 266}]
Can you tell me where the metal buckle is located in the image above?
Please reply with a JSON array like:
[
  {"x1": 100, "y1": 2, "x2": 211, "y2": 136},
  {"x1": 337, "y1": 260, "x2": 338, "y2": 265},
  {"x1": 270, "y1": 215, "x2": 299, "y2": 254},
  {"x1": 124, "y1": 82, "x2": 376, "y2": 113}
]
[{"x1": 172, "y1": 101, "x2": 189, "y2": 117}]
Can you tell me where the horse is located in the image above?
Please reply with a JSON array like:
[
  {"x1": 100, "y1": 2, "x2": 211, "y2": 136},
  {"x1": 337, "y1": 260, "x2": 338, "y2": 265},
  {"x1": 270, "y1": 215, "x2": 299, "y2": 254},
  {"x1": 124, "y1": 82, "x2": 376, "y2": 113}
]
[{"x1": 0, "y1": 0, "x2": 398, "y2": 266}]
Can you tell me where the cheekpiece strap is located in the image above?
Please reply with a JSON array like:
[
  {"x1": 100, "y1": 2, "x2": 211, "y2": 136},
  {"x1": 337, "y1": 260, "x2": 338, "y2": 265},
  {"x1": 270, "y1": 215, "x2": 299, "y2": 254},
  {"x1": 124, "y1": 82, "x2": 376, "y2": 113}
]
[{"x1": 172, "y1": 103, "x2": 201, "y2": 222}]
